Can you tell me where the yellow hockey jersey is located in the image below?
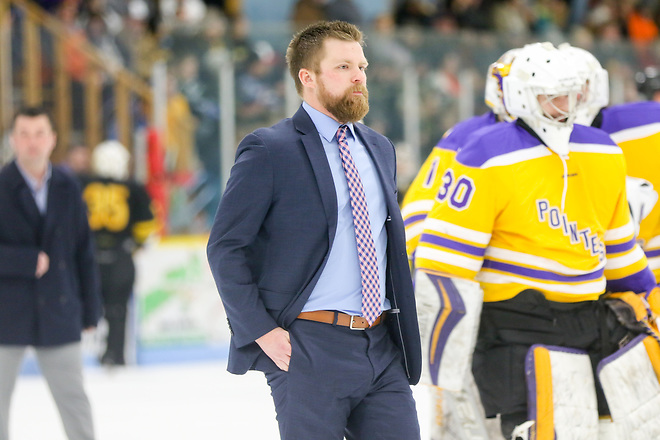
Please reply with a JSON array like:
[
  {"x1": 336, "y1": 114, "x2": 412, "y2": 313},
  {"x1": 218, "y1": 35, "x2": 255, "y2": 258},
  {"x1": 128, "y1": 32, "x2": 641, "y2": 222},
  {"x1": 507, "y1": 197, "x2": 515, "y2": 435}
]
[
  {"x1": 415, "y1": 121, "x2": 656, "y2": 303},
  {"x1": 401, "y1": 111, "x2": 499, "y2": 263},
  {"x1": 596, "y1": 101, "x2": 660, "y2": 283}
]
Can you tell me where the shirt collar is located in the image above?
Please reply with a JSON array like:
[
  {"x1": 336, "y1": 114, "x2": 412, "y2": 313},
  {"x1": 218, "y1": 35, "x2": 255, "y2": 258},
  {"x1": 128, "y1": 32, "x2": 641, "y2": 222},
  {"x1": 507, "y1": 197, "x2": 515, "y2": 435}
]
[
  {"x1": 302, "y1": 101, "x2": 357, "y2": 142},
  {"x1": 16, "y1": 162, "x2": 52, "y2": 192}
]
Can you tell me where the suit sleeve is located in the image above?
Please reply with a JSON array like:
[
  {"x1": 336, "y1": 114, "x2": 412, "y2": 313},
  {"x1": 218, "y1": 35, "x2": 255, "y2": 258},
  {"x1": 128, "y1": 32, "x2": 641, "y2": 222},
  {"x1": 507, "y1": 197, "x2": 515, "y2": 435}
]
[
  {"x1": 207, "y1": 133, "x2": 279, "y2": 348},
  {"x1": 0, "y1": 244, "x2": 40, "y2": 278}
]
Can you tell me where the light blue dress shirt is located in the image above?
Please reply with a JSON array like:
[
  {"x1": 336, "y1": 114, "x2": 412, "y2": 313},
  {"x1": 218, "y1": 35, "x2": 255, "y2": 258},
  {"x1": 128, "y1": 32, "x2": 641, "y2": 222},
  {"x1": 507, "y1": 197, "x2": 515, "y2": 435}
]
[
  {"x1": 301, "y1": 102, "x2": 391, "y2": 316},
  {"x1": 16, "y1": 163, "x2": 52, "y2": 215}
]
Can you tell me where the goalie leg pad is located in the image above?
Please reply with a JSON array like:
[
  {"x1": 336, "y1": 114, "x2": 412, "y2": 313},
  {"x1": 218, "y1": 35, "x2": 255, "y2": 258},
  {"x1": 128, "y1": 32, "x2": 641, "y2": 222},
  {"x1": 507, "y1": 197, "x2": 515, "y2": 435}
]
[
  {"x1": 525, "y1": 344, "x2": 599, "y2": 439},
  {"x1": 425, "y1": 383, "x2": 491, "y2": 440},
  {"x1": 598, "y1": 418, "x2": 618, "y2": 440},
  {"x1": 414, "y1": 270, "x2": 483, "y2": 390},
  {"x1": 598, "y1": 334, "x2": 660, "y2": 439}
]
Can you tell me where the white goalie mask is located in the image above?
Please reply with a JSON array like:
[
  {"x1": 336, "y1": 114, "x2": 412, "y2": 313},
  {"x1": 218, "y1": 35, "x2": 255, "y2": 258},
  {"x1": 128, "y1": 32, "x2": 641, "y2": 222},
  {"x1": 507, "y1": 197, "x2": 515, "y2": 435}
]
[
  {"x1": 92, "y1": 140, "x2": 131, "y2": 181},
  {"x1": 558, "y1": 43, "x2": 609, "y2": 126},
  {"x1": 484, "y1": 48, "x2": 520, "y2": 122},
  {"x1": 502, "y1": 42, "x2": 584, "y2": 156}
]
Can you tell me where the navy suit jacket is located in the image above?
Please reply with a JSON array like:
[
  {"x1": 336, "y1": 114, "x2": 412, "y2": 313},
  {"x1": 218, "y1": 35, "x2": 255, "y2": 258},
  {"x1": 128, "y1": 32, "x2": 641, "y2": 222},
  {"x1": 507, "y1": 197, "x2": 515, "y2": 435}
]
[
  {"x1": 0, "y1": 161, "x2": 102, "y2": 346},
  {"x1": 207, "y1": 106, "x2": 422, "y2": 384}
]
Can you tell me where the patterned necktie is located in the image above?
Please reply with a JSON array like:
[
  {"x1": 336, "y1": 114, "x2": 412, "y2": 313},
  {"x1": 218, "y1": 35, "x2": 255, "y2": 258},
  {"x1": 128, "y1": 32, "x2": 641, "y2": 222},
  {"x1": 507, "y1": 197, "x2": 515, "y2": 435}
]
[{"x1": 336, "y1": 125, "x2": 381, "y2": 325}]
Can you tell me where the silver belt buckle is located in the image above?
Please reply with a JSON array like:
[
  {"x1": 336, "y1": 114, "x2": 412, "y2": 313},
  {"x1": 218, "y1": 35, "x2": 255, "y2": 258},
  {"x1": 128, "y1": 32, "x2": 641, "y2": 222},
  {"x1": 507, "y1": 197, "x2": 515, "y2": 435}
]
[{"x1": 349, "y1": 315, "x2": 366, "y2": 330}]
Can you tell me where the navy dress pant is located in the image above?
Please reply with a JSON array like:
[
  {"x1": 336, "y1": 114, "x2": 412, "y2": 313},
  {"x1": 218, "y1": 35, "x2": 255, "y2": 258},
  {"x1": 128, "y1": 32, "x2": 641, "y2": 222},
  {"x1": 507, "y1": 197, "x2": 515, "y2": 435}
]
[{"x1": 263, "y1": 318, "x2": 420, "y2": 440}]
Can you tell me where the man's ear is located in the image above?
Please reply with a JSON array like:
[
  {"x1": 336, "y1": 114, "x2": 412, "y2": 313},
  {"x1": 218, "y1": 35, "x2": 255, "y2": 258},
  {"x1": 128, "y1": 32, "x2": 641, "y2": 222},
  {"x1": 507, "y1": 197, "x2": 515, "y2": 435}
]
[{"x1": 299, "y1": 68, "x2": 315, "y2": 89}]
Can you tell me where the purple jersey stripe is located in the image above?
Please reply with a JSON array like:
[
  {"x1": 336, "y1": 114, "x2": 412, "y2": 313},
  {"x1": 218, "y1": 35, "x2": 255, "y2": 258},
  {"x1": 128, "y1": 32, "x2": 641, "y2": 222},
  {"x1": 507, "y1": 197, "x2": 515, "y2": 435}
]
[
  {"x1": 420, "y1": 233, "x2": 486, "y2": 257},
  {"x1": 605, "y1": 237, "x2": 637, "y2": 255},
  {"x1": 645, "y1": 248, "x2": 660, "y2": 258},
  {"x1": 404, "y1": 213, "x2": 427, "y2": 227},
  {"x1": 482, "y1": 260, "x2": 604, "y2": 283},
  {"x1": 605, "y1": 266, "x2": 656, "y2": 294}
]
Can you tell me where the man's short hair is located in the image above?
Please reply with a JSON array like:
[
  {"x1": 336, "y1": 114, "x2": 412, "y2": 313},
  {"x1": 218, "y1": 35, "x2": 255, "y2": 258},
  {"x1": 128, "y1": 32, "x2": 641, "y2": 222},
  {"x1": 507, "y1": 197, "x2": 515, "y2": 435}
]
[
  {"x1": 11, "y1": 106, "x2": 55, "y2": 131},
  {"x1": 286, "y1": 20, "x2": 364, "y2": 96}
]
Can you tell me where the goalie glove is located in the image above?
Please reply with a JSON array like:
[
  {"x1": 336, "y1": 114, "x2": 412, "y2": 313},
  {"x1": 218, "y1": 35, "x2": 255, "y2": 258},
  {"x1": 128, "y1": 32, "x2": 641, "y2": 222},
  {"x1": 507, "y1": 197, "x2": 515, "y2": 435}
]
[{"x1": 604, "y1": 290, "x2": 660, "y2": 343}]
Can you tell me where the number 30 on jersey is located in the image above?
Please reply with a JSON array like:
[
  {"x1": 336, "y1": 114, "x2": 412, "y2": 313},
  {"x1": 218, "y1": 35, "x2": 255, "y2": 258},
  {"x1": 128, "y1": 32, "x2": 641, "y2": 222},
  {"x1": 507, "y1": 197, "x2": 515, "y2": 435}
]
[{"x1": 435, "y1": 169, "x2": 475, "y2": 211}]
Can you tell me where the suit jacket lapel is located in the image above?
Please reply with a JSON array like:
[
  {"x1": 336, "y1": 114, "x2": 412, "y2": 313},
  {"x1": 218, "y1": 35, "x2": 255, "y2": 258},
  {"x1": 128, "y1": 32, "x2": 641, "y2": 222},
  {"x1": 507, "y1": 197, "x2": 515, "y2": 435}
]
[
  {"x1": 43, "y1": 170, "x2": 65, "y2": 244},
  {"x1": 9, "y1": 162, "x2": 43, "y2": 234},
  {"x1": 353, "y1": 125, "x2": 397, "y2": 206},
  {"x1": 294, "y1": 107, "x2": 339, "y2": 242}
]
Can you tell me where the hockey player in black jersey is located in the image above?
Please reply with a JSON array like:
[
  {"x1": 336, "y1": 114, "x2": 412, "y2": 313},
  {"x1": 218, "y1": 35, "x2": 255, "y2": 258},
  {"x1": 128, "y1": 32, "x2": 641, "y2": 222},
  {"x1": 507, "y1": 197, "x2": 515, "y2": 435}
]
[{"x1": 82, "y1": 141, "x2": 158, "y2": 366}]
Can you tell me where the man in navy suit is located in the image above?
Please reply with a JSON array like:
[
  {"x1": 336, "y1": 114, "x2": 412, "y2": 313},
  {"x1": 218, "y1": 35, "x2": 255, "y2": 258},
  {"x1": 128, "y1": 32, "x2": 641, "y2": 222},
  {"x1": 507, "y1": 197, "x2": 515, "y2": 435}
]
[
  {"x1": 0, "y1": 107, "x2": 102, "y2": 440},
  {"x1": 207, "y1": 20, "x2": 422, "y2": 440}
]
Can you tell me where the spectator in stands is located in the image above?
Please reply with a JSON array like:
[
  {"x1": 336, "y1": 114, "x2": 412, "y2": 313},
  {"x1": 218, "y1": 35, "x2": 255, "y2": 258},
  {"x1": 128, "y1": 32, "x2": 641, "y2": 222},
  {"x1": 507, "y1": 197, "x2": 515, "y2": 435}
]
[
  {"x1": 235, "y1": 44, "x2": 283, "y2": 130},
  {"x1": 636, "y1": 65, "x2": 660, "y2": 102},
  {"x1": 290, "y1": 0, "x2": 327, "y2": 31},
  {"x1": 567, "y1": 0, "x2": 591, "y2": 30},
  {"x1": 393, "y1": 0, "x2": 437, "y2": 27},
  {"x1": 175, "y1": 53, "x2": 221, "y2": 223},
  {"x1": 62, "y1": 144, "x2": 92, "y2": 177},
  {"x1": 200, "y1": 0, "x2": 243, "y2": 23},
  {"x1": 229, "y1": 14, "x2": 258, "y2": 73},
  {"x1": 55, "y1": 1, "x2": 89, "y2": 133},
  {"x1": 117, "y1": 0, "x2": 165, "y2": 80},
  {"x1": 85, "y1": 12, "x2": 129, "y2": 71},
  {"x1": 197, "y1": 7, "x2": 230, "y2": 80},
  {"x1": 176, "y1": 53, "x2": 220, "y2": 171},
  {"x1": 78, "y1": 0, "x2": 127, "y2": 36},
  {"x1": 323, "y1": 0, "x2": 364, "y2": 26},
  {"x1": 584, "y1": 0, "x2": 622, "y2": 36},
  {"x1": 369, "y1": 13, "x2": 414, "y2": 67},
  {"x1": 531, "y1": 0, "x2": 570, "y2": 36},
  {"x1": 492, "y1": 0, "x2": 535, "y2": 36},
  {"x1": 421, "y1": 52, "x2": 464, "y2": 147},
  {"x1": 626, "y1": 0, "x2": 660, "y2": 64},
  {"x1": 363, "y1": 13, "x2": 411, "y2": 142},
  {"x1": 160, "y1": 0, "x2": 207, "y2": 27},
  {"x1": 291, "y1": 0, "x2": 363, "y2": 30},
  {"x1": 627, "y1": 0, "x2": 660, "y2": 54},
  {"x1": 166, "y1": 73, "x2": 198, "y2": 179},
  {"x1": 35, "y1": 0, "x2": 67, "y2": 12},
  {"x1": 445, "y1": 0, "x2": 492, "y2": 31}
]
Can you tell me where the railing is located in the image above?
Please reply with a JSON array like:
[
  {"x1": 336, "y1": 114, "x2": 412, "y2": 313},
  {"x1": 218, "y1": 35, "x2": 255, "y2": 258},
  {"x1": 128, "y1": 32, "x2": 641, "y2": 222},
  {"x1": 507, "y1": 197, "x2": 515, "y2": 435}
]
[
  {"x1": 3, "y1": 4, "x2": 658, "y2": 233},
  {"x1": 0, "y1": 0, "x2": 153, "y2": 162}
]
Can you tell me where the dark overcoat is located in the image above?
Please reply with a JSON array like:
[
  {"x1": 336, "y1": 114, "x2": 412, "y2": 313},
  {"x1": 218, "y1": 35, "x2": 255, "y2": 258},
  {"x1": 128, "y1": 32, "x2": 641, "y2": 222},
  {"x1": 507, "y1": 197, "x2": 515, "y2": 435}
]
[{"x1": 0, "y1": 161, "x2": 102, "y2": 346}]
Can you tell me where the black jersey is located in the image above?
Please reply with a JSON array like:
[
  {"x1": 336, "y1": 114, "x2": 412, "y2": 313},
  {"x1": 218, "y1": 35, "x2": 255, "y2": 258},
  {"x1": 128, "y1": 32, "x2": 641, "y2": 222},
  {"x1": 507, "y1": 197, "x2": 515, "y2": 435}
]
[{"x1": 81, "y1": 175, "x2": 156, "y2": 259}]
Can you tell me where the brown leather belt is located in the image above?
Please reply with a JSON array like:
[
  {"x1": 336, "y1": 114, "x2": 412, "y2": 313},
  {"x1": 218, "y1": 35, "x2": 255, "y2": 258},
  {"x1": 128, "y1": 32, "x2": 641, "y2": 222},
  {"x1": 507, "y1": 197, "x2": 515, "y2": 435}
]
[{"x1": 297, "y1": 310, "x2": 383, "y2": 330}]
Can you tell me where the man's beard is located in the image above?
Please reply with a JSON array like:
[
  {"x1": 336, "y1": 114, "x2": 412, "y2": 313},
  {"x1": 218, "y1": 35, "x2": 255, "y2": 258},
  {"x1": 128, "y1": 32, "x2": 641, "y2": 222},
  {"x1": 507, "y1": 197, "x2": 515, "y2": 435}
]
[{"x1": 318, "y1": 82, "x2": 369, "y2": 123}]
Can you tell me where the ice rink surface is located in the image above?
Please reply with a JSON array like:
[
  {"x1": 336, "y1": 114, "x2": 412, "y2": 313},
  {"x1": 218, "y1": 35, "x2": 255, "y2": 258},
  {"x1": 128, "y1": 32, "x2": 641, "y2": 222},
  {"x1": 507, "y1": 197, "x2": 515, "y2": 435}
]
[{"x1": 10, "y1": 359, "x2": 442, "y2": 439}]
